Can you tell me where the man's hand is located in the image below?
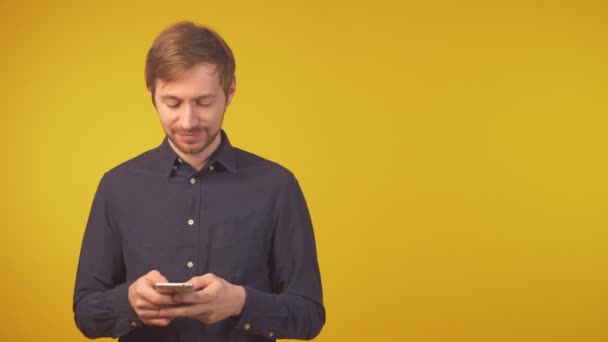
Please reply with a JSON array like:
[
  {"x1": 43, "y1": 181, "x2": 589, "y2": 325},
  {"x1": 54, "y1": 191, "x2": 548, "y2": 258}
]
[
  {"x1": 128, "y1": 270, "x2": 177, "y2": 326},
  {"x1": 160, "y1": 273, "x2": 246, "y2": 324}
]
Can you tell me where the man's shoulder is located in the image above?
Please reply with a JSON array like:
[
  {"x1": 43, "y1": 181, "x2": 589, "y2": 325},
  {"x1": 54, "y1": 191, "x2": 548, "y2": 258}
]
[
  {"x1": 232, "y1": 146, "x2": 294, "y2": 179},
  {"x1": 103, "y1": 144, "x2": 164, "y2": 179}
]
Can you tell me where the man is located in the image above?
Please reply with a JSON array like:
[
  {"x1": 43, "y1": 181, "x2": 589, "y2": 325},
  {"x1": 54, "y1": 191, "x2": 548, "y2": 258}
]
[{"x1": 73, "y1": 21, "x2": 325, "y2": 341}]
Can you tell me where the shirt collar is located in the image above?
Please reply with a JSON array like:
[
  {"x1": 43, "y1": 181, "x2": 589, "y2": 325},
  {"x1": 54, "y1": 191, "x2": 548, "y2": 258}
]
[{"x1": 158, "y1": 129, "x2": 238, "y2": 177}]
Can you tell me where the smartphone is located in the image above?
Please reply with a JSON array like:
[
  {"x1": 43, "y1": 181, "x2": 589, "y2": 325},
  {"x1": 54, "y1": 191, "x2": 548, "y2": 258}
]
[{"x1": 154, "y1": 282, "x2": 195, "y2": 294}]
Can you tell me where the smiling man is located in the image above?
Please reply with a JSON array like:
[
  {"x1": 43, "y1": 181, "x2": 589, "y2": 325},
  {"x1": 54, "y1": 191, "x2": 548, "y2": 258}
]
[{"x1": 73, "y1": 22, "x2": 325, "y2": 342}]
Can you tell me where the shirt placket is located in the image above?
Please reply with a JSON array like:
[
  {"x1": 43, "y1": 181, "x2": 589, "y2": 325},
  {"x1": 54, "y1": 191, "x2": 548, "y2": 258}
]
[
  {"x1": 168, "y1": 155, "x2": 199, "y2": 283},
  {"x1": 183, "y1": 172, "x2": 201, "y2": 279}
]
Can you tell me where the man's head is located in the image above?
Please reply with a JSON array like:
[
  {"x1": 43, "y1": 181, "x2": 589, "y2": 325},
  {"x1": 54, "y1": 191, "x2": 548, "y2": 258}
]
[
  {"x1": 145, "y1": 22, "x2": 237, "y2": 159},
  {"x1": 145, "y1": 21, "x2": 236, "y2": 104}
]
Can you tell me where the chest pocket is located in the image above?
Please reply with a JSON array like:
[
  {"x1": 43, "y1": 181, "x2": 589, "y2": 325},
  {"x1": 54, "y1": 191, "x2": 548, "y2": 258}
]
[{"x1": 207, "y1": 207, "x2": 273, "y2": 283}]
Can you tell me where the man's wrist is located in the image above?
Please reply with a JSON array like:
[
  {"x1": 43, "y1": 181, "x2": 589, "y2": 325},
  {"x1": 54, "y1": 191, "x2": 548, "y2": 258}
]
[{"x1": 232, "y1": 285, "x2": 246, "y2": 317}]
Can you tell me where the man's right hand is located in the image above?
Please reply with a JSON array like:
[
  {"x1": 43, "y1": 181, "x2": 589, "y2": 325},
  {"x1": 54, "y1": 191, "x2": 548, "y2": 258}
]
[{"x1": 128, "y1": 270, "x2": 177, "y2": 326}]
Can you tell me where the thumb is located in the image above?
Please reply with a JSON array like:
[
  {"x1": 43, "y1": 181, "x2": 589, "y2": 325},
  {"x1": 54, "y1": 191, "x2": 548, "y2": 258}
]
[
  {"x1": 188, "y1": 273, "x2": 218, "y2": 291},
  {"x1": 145, "y1": 270, "x2": 169, "y2": 283}
]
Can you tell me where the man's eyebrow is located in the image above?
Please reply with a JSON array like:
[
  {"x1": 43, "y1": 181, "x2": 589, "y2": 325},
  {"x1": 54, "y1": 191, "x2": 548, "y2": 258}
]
[
  {"x1": 158, "y1": 94, "x2": 216, "y2": 101},
  {"x1": 159, "y1": 94, "x2": 181, "y2": 101},
  {"x1": 193, "y1": 94, "x2": 216, "y2": 101}
]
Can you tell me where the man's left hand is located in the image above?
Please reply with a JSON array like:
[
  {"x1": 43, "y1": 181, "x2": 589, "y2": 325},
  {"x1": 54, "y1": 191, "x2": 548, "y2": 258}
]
[{"x1": 160, "y1": 273, "x2": 246, "y2": 324}]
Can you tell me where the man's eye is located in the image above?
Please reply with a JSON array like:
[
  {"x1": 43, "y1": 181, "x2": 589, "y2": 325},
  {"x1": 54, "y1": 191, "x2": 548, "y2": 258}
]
[
  {"x1": 196, "y1": 101, "x2": 211, "y2": 107},
  {"x1": 166, "y1": 103, "x2": 180, "y2": 108}
]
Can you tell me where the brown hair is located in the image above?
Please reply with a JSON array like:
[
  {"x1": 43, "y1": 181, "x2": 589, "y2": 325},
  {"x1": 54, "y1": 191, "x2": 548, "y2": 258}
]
[{"x1": 145, "y1": 21, "x2": 236, "y2": 104}]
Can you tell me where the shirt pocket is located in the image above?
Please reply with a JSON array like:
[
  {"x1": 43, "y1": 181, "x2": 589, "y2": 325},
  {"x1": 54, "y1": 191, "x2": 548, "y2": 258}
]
[{"x1": 207, "y1": 207, "x2": 273, "y2": 283}]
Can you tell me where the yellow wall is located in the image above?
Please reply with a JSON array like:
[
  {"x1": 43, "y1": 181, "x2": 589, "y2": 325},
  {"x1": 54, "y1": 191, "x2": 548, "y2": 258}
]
[{"x1": 1, "y1": 1, "x2": 606, "y2": 341}]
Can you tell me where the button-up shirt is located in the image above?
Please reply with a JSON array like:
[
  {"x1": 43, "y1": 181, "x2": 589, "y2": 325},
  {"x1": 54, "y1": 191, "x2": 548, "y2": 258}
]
[{"x1": 73, "y1": 131, "x2": 325, "y2": 341}]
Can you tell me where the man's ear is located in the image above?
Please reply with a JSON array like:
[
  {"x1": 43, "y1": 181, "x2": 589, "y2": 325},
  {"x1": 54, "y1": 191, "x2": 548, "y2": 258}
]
[
  {"x1": 226, "y1": 78, "x2": 237, "y2": 106},
  {"x1": 148, "y1": 89, "x2": 156, "y2": 107}
]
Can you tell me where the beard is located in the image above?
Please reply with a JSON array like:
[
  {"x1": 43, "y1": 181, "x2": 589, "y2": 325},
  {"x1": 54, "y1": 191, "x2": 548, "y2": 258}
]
[{"x1": 168, "y1": 128, "x2": 220, "y2": 155}]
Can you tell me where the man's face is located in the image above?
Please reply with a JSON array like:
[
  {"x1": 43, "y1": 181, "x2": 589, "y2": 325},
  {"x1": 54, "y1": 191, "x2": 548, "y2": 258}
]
[{"x1": 154, "y1": 63, "x2": 235, "y2": 156}]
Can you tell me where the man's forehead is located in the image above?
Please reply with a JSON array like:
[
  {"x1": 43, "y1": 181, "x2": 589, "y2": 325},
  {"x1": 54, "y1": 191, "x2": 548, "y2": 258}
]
[
  {"x1": 160, "y1": 62, "x2": 219, "y2": 81},
  {"x1": 157, "y1": 62, "x2": 220, "y2": 84}
]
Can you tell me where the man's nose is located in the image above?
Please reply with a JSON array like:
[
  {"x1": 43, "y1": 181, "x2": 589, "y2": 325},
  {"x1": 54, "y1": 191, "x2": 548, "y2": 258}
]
[{"x1": 179, "y1": 104, "x2": 198, "y2": 130}]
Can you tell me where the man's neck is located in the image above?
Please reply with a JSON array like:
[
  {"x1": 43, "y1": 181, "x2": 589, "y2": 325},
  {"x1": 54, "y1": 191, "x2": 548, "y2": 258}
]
[{"x1": 169, "y1": 133, "x2": 222, "y2": 172}]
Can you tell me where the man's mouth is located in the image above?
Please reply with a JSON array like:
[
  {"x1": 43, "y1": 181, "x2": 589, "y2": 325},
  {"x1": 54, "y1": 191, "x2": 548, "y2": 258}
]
[{"x1": 178, "y1": 131, "x2": 202, "y2": 143}]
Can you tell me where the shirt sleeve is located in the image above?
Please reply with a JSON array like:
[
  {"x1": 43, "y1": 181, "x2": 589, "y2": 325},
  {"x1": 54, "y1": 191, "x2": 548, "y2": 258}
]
[
  {"x1": 73, "y1": 174, "x2": 141, "y2": 338},
  {"x1": 233, "y1": 171, "x2": 326, "y2": 340}
]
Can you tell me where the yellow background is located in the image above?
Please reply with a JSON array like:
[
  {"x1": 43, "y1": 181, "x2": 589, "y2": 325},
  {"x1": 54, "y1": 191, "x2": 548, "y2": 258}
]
[{"x1": 1, "y1": 1, "x2": 607, "y2": 341}]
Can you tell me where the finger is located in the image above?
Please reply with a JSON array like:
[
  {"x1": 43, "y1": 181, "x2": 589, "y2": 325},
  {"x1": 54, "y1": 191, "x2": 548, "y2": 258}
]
[
  {"x1": 138, "y1": 308, "x2": 170, "y2": 319},
  {"x1": 138, "y1": 305, "x2": 183, "y2": 320},
  {"x1": 173, "y1": 290, "x2": 212, "y2": 305},
  {"x1": 142, "y1": 288, "x2": 177, "y2": 306},
  {"x1": 144, "y1": 270, "x2": 169, "y2": 283},
  {"x1": 132, "y1": 283, "x2": 176, "y2": 306},
  {"x1": 188, "y1": 273, "x2": 218, "y2": 290},
  {"x1": 132, "y1": 300, "x2": 175, "y2": 311},
  {"x1": 142, "y1": 318, "x2": 173, "y2": 326},
  {"x1": 134, "y1": 277, "x2": 176, "y2": 306},
  {"x1": 160, "y1": 303, "x2": 212, "y2": 318},
  {"x1": 174, "y1": 279, "x2": 224, "y2": 304},
  {"x1": 131, "y1": 291, "x2": 175, "y2": 311}
]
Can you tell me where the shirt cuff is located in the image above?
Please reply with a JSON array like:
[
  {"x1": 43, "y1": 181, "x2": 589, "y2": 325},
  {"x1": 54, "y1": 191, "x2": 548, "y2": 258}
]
[
  {"x1": 109, "y1": 282, "x2": 143, "y2": 337},
  {"x1": 232, "y1": 286, "x2": 287, "y2": 339}
]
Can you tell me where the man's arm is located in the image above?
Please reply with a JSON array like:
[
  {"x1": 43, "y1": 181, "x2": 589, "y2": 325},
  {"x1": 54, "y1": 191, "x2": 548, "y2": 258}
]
[
  {"x1": 73, "y1": 175, "x2": 140, "y2": 338},
  {"x1": 233, "y1": 171, "x2": 325, "y2": 339}
]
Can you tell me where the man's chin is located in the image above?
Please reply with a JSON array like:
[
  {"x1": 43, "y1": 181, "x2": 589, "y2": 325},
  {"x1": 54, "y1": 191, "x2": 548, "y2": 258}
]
[
  {"x1": 178, "y1": 144, "x2": 207, "y2": 155},
  {"x1": 168, "y1": 138, "x2": 206, "y2": 155}
]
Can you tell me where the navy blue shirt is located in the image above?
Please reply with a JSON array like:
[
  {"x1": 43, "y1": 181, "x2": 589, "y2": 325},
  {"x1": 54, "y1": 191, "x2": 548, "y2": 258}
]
[{"x1": 73, "y1": 131, "x2": 325, "y2": 341}]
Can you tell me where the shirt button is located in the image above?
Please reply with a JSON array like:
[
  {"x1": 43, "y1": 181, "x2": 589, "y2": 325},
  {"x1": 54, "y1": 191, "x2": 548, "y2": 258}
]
[
  {"x1": 268, "y1": 332, "x2": 274, "y2": 337},
  {"x1": 209, "y1": 165, "x2": 215, "y2": 171},
  {"x1": 244, "y1": 323, "x2": 251, "y2": 330},
  {"x1": 187, "y1": 219, "x2": 194, "y2": 225},
  {"x1": 189, "y1": 178, "x2": 196, "y2": 184},
  {"x1": 178, "y1": 158, "x2": 183, "y2": 163},
  {"x1": 130, "y1": 321, "x2": 139, "y2": 327},
  {"x1": 187, "y1": 261, "x2": 194, "y2": 268},
  {"x1": 172, "y1": 165, "x2": 178, "y2": 171}
]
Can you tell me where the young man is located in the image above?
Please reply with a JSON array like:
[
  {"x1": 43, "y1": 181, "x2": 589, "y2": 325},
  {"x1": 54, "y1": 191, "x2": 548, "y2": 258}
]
[{"x1": 73, "y1": 21, "x2": 325, "y2": 341}]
